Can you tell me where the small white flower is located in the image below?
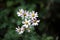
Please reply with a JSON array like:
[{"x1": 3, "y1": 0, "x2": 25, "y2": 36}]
[
  {"x1": 16, "y1": 26, "x2": 21, "y2": 32},
  {"x1": 22, "y1": 19, "x2": 31, "y2": 28},
  {"x1": 30, "y1": 11, "x2": 38, "y2": 19},
  {"x1": 32, "y1": 18, "x2": 40, "y2": 26},
  {"x1": 19, "y1": 27, "x2": 25, "y2": 34},
  {"x1": 22, "y1": 10, "x2": 29, "y2": 18},
  {"x1": 16, "y1": 26, "x2": 25, "y2": 34},
  {"x1": 17, "y1": 9, "x2": 24, "y2": 17}
]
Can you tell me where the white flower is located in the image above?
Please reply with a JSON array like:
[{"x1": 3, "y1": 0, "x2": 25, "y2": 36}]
[
  {"x1": 32, "y1": 18, "x2": 40, "y2": 26},
  {"x1": 16, "y1": 26, "x2": 25, "y2": 34},
  {"x1": 29, "y1": 11, "x2": 38, "y2": 19},
  {"x1": 22, "y1": 19, "x2": 31, "y2": 28},
  {"x1": 16, "y1": 26, "x2": 20, "y2": 32},
  {"x1": 22, "y1": 10, "x2": 29, "y2": 18},
  {"x1": 17, "y1": 9, "x2": 24, "y2": 17},
  {"x1": 19, "y1": 27, "x2": 25, "y2": 34}
]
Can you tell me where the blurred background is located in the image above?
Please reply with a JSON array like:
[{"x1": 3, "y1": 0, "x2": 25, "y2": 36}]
[{"x1": 0, "y1": 0, "x2": 60, "y2": 40}]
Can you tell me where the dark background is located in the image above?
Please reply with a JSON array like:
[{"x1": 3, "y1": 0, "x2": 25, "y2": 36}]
[{"x1": 0, "y1": 0, "x2": 60, "y2": 40}]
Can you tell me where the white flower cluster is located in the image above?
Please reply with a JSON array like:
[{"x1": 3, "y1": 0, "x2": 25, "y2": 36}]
[{"x1": 16, "y1": 9, "x2": 40, "y2": 34}]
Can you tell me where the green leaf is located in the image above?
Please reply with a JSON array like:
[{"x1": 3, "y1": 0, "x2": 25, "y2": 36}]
[{"x1": 6, "y1": 1, "x2": 14, "y2": 7}]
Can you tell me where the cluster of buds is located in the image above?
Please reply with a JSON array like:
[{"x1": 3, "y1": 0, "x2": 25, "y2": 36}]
[{"x1": 16, "y1": 9, "x2": 40, "y2": 34}]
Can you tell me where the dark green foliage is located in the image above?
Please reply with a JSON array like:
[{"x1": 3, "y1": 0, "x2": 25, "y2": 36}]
[{"x1": 0, "y1": 0, "x2": 59, "y2": 40}]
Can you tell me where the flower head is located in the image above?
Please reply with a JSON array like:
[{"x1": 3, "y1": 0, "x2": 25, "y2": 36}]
[
  {"x1": 32, "y1": 18, "x2": 40, "y2": 26},
  {"x1": 22, "y1": 19, "x2": 31, "y2": 28},
  {"x1": 17, "y1": 9, "x2": 24, "y2": 17},
  {"x1": 22, "y1": 10, "x2": 29, "y2": 18},
  {"x1": 30, "y1": 11, "x2": 38, "y2": 19},
  {"x1": 16, "y1": 26, "x2": 25, "y2": 34}
]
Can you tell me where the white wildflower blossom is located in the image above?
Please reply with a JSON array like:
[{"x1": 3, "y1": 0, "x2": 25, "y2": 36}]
[
  {"x1": 16, "y1": 26, "x2": 25, "y2": 34},
  {"x1": 32, "y1": 18, "x2": 40, "y2": 26},
  {"x1": 16, "y1": 26, "x2": 20, "y2": 32},
  {"x1": 22, "y1": 19, "x2": 31, "y2": 28},
  {"x1": 22, "y1": 10, "x2": 29, "y2": 18},
  {"x1": 17, "y1": 9, "x2": 24, "y2": 17},
  {"x1": 29, "y1": 11, "x2": 38, "y2": 19}
]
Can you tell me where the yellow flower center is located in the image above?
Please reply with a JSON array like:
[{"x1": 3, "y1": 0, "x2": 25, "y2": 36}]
[
  {"x1": 32, "y1": 13, "x2": 35, "y2": 17},
  {"x1": 19, "y1": 11, "x2": 22, "y2": 14},
  {"x1": 25, "y1": 21, "x2": 28, "y2": 25},
  {"x1": 24, "y1": 13, "x2": 26, "y2": 16}
]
